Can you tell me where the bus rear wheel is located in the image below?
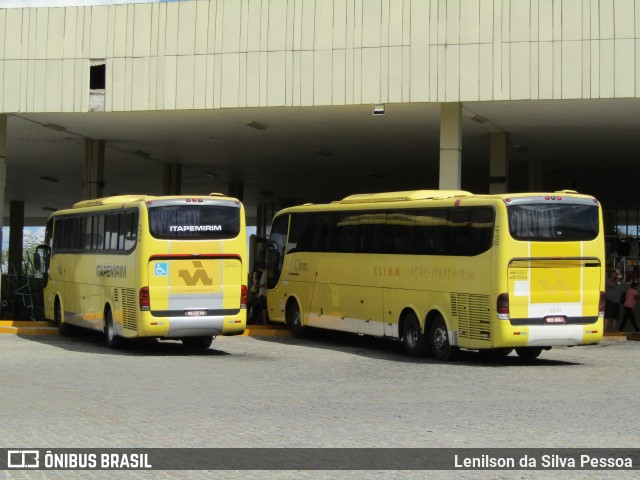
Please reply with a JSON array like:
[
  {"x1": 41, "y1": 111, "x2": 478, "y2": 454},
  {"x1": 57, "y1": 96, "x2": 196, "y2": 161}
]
[
  {"x1": 182, "y1": 336, "x2": 214, "y2": 350},
  {"x1": 430, "y1": 315, "x2": 459, "y2": 361},
  {"x1": 402, "y1": 312, "x2": 429, "y2": 357},
  {"x1": 515, "y1": 347, "x2": 543, "y2": 359},
  {"x1": 104, "y1": 309, "x2": 124, "y2": 349}
]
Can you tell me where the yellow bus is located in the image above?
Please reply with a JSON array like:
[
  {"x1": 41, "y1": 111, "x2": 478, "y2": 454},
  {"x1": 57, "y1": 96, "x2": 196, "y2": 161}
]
[
  {"x1": 36, "y1": 194, "x2": 248, "y2": 349},
  {"x1": 265, "y1": 190, "x2": 604, "y2": 360}
]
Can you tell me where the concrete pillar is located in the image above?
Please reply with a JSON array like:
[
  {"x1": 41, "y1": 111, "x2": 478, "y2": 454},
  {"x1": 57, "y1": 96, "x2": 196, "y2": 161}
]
[
  {"x1": 0, "y1": 115, "x2": 6, "y2": 302},
  {"x1": 83, "y1": 139, "x2": 105, "y2": 199},
  {"x1": 8, "y1": 201, "x2": 24, "y2": 276},
  {"x1": 529, "y1": 158, "x2": 544, "y2": 192},
  {"x1": 163, "y1": 163, "x2": 182, "y2": 195},
  {"x1": 489, "y1": 132, "x2": 509, "y2": 194},
  {"x1": 439, "y1": 103, "x2": 462, "y2": 190},
  {"x1": 228, "y1": 181, "x2": 243, "y2": 202},
  {"x1": 256, "y1": 204, "x2": 267, "y2": 237}
]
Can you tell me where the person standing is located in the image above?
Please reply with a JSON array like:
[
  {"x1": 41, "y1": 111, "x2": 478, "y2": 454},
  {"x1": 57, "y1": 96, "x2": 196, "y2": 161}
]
[
  {"x1": 619, "y1": 282, "x2": 640, "y2": 332},
  {"x1": 256, "y1": 262, "x2": 268, "y2": 325},
  {"x1": 604, "y1": 271, "x2": 622, "y2": 331}
]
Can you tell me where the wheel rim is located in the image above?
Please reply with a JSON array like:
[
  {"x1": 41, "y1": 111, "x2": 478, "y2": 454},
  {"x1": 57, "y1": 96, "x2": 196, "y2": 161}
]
[
  {"x1": 406, "y1": 321, "x2": 419, "y2": 349},
  {"x1": 292, "y1": 309, "x2": 301, "y2": 330},
  {"x1": 433, "y1": 324, "x2": 448, "y2": 353},
  {"x1": 107, "y1": 317, "x2": 114, "y2": 342}
]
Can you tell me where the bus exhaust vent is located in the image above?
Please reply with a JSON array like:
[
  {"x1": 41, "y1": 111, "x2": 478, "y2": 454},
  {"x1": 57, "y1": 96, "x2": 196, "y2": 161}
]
[
  {"x1": 121, "y1": 288, "x2": 138, "y2": 332},
  {"x1": 450, "y1": 293, "x2": 491, "y2": 341}
]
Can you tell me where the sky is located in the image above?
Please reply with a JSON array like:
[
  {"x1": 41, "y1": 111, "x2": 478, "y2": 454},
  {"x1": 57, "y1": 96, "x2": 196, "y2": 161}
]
[{"x1": 0, "y1": 1, "x2": 182, "y2": 7}]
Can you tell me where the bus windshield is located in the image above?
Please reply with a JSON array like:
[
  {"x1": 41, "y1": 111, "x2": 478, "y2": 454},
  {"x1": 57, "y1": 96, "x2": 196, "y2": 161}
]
[
  {"x1": 507, "y1": 203, "x2": 599, "y2": 241},
  {"x1": 148, "y1": 204, "x2": 241, "y2": 240}
]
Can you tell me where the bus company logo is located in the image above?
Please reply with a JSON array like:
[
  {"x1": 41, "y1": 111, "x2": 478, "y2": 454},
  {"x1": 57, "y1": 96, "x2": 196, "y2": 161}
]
[
  {"x1": 7, "y1": 450, "x2": 39, "y2": 468},
  {"x1": 373, "y1": 265, "x2": 401, "y2": 277},
  {"x1": 96, "y1": 265, "x2": 127, "y2": 278},
  {"x1": 169, "y1": 225, "x2": 222, "y2": 232},
  {"x1": 178, "y1": 261, "x2": 213, "y2": 286}
]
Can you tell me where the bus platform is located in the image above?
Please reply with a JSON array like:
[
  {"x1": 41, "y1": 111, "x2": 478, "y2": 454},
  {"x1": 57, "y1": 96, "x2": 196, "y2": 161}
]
[{"x1": 0, "y1": 320, "x2": 292, "y2": 337}]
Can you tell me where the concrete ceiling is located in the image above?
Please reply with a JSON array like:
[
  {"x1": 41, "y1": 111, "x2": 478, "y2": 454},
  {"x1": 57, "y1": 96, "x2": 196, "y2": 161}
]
[{"x1": 5, "y1": 97, "x2": 640, "y2": 226}]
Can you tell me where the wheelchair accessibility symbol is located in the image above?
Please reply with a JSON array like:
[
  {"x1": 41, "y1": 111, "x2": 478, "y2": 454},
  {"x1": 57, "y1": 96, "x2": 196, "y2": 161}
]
[{"x1": 154, "y1": 262, "x2": 168, "y2": 276}]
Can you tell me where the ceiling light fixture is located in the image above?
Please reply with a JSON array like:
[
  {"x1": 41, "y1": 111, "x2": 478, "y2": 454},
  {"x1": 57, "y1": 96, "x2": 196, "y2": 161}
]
[
  {"x1": 513, "y1": 144, "x2": 528, "y2": 153},
  {"x1": 41, "y1": 206, "x2": 57, "y2": 212},
  {"x1": 133, "y1": 150, "x2": 151, "y2": 159},
  {"x1": 39, "y1": 175, "x2": 59, "y2": 183},
  {"x1": 317, "y1": 149, "x2": 332, "y2": 158},
  {"x1": 465, "y1": 112, "x2": 488, "y2": 124},
  {"x1": 42, "y1": 123, "x2": 66, "y2": 131},
  {"x1": 245, "y1": 121, "x2": 267, "y2": 130},
  {"x1": 203, "y1": 171, "x2": 218, "y2": 179}
]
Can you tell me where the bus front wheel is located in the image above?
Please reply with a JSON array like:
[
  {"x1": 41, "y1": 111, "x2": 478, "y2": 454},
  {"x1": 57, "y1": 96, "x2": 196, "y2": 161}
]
[
  {"x1": 430, "y1": 315, "x2": 459, "y2": 361},
  {"x1": 402, "y1": 312, "x2": 429, "y2": 357},
  {"x1": 515, "y1": 347, "x2": 543, "y2": 359},
  {"x1": 104, "y1": 309, "x2": 124, "y2": 349},
  {"x1": 55, "y1": 300, "x2": 73, "y2": 336},
  {"x1": 288, "y1": 302, "x2": 308, "y2": 338}
]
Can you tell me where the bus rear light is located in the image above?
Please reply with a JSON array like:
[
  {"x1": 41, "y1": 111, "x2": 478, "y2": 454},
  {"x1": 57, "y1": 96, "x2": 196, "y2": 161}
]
[
  {"x1": 139, "y1": 287, "x2": 150, "y2": 311},
  {"x1": 598, "y1": 291, "x2": 605, "y2": 317},
  {"x1": 241, "y1": 285, "x2": 248, "y2": 309},
  {"x1": 497, "y1": 293, "x2": 509, "y2": 319}
]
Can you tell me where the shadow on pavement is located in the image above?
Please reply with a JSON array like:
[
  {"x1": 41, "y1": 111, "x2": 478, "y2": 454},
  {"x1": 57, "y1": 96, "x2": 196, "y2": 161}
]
[
  {"x1": 251, "y1": 327, "x2": 582, "y2": 367},
  {"x1": 17, "y1": 328, "x2": 231, "y2": 357}
]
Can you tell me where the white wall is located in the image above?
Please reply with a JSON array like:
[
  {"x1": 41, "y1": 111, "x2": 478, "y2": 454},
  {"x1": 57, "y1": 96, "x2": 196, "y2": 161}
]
[{"x1": 1, "y1": 0, "x2": 639, "y2": 113}]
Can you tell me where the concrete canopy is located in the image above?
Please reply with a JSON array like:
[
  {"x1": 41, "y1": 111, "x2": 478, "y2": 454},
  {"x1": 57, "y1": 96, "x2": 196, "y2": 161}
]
[{"x1": 5, "y1": 97, "x2": 639, "y2": 227}]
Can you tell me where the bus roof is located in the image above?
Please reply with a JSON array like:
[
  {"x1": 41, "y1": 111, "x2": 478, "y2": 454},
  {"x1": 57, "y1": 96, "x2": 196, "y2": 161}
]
[
  {"x1": 275, "y1": 190, "x2": 599, "y2": 215},
  {"x1": 69, "y1": 193, "x2": 240, "y2": 210},
  {"x1": 338, "y1": 190, "x2": 472, "y2": 203}
]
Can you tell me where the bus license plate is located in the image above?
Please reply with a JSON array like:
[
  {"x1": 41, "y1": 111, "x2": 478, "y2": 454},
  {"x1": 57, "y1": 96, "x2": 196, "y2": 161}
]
[
  {"x1": 185, "y1": 310, "x2": 207, "y2": 317},
  {"x1": 545, "y1": 316, "x2": 566, "y2": 324}
]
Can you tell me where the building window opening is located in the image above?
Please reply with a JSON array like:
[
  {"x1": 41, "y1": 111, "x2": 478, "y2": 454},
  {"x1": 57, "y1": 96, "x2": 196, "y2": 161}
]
[
  {"x1": 89, "y1": 60, "x2": 106, "y2": 112},
  {"x1": 90, "y1": 62, "x2": 106, "y2": 90}
]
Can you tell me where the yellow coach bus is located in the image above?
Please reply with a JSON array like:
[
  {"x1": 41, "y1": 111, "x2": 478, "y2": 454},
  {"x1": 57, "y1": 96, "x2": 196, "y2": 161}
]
[
  {"x1": 265, "y1": 190, "x2": 605, "y2": 360},
  {"x1": 36, "y1": 194, "x2": 247, "y2": 349}
]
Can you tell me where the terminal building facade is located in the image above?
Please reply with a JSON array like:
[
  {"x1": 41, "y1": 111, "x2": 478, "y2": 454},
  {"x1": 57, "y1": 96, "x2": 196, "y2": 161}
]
[{"x1": 1, "y1": 0, "x2": 640, "y2": 259}]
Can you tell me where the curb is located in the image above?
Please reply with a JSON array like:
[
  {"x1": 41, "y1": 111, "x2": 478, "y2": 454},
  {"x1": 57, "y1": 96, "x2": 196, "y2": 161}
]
[
  {"x1": 241, "y1": 325, "x2": 293, "y2": 337},
  {"x1": 0, "y1": 320, "x2": 292, "y2": 338},
  {"x1": 0, "y1": 320, "x2": 59, "y2": 336}
]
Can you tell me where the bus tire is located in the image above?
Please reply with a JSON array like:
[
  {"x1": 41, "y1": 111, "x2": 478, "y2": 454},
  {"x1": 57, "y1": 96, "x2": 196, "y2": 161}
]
[
  {"x1": 288, "y1": 302, "x2": 308, "y2": 338},
  {"x1": 430, "y1": 315, "x2": 459, "y2": 361},
  {"x1": 515, "y1": 347, "x2": 543, "y2": 359},
  {"x1": 104, "y1": 309, "x2": 124, "y2": 349},
  {"x1": 402, "y1": 312, "x2": 429, "y2": 357},
  {"x1": 55, "y1": 299, "x2": 73, "y2": 336},
  {"x1": 182, "y1": 336, "x2": 214, "y2": 350}
]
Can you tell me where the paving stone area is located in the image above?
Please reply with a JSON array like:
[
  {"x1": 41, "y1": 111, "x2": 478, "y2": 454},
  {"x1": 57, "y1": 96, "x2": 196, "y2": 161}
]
[{"x1": 1, "y1": 330, "x2": 637, "y2": 479}]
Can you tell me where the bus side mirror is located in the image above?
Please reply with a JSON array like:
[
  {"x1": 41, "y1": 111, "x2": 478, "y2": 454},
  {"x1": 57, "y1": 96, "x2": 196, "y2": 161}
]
[{"x1": 34, "y1": 245, "x2": 50, "y2": 272}]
